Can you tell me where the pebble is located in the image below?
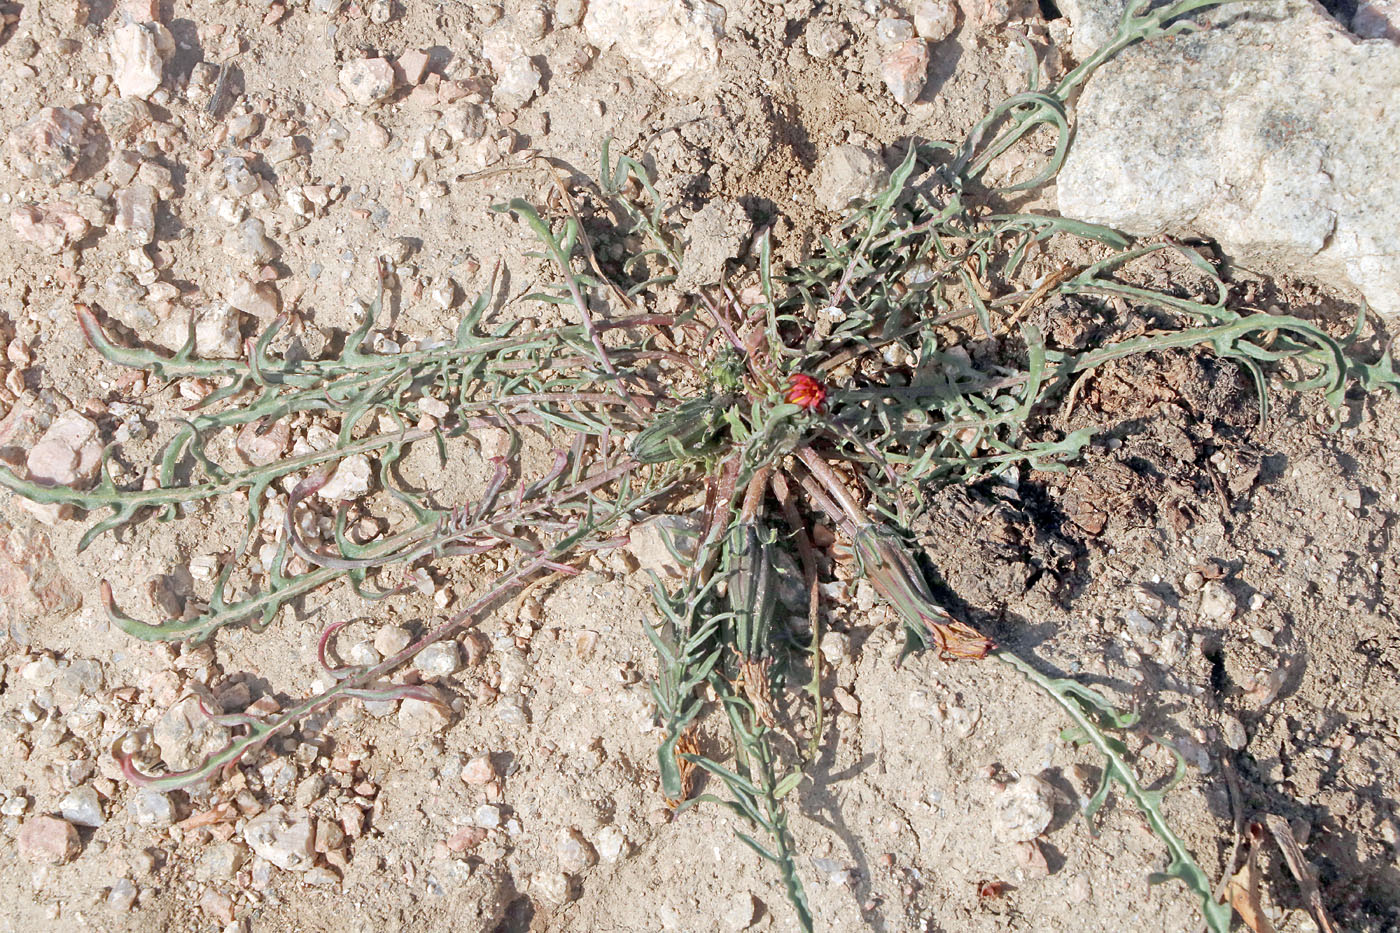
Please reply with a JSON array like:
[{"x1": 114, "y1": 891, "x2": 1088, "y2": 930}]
[
  {"x1": 446, "y1": 825, "x2": 487, "y2": 853},
  {"x1": 722, "y1": 893, "x2": 761, "y2": 932},
  {"x1": 154, "y1": 695, "x2": 230, "y2": 771},
  {"x1": 414, "y1": 641, "x2": 461, "y2": 677},
  {"x1": 557, "y1": 829, "x2": 598, "y2": 873},
  {"x1": 814, "y1": 144, "x2": 889, "y2": 212},
  {"x1": 18, "y1": 815, "x2": 81, "y2": 864},
  {"x1": 243, "y1": 805, "x2": 316, "y2": 871},
  {"x1": 1198, "y1": 581, "x2": 1236, "y2": 623},
  {"x1": 10, "y1": 202, "x2": 90, "y2": 254},
  {"x1": 229, "y1": 218, "x2": 280, "y2": 266},
  {"x1": 339, "y1": 57, "x2": 396, "y2": 105},
  {"x1": 107, "y1": 878, "x2": 138, "y2": 912},
  {"x1": 806, "y1": 22, "x2": 850, "y2": 59},
  {"x1": 595, "y1": 824, "x2": 628, "y2": 861},
  {"x1": 26, "y1": 410, "x2": 103, "y2": 488},
  {"x1": 318, "y1": 454, "x2": 372, "y2": 501},
  {"x1": 373, "y1": 625, "x2": 414, "y2": 657},
  {"x1": 461, "y1": 755, "x2": 496, "y2": 785},
  {"x1": 112, "y1": 21, "x2": 171, "y2": 99},
  {"x1": 398, "y1": 689, "x2": 451, "y2": 731},
  {"x1": 914, "y1": 0, "x2": 960, "y2": 41},
  {"x1": 992, "y1": 775, "x2": 1055, "y2": 843},
  {"x1": 7, "y1": 107, "x2": 87, "y2": 185},
  {"x1": 129, "y1": 789, "x2": 176, "y2": 828},
  {"x1": 882, "y1": 39, "x2": 930, "y2": 106},
  {"x1": 531, "y1": 870, "x2": 576, "y2": 905},
  {"x1": 227, "y1": 113, "x2": 262, "y2": 142},
  {"x1": 876, "y1": 17, "x2": 916, "y2": 44},
  {"x1": 101, "y1": 97, "x2": 153, "y2": 143},
  {"x1": 474, "y1": 804, "x2": 502, "y2": 829},
  {"x1": 626, "y1": 513, "x2": 703, "y2": 579},
  {"x1": 227, "y1": 278, "x2": 280, "y2": 319},
  {"x1": 236, "y1": 418, "x2": 292, "y2": 466},
  {"x1": 1210, "y1": 715, "x2": 1246, "y2": 754},
  {"x1": 59, "y1": 785, "x2": 104, "y2": 828},
  {"x1": 1182, "y1": 570, "x2": 1205, "y2": 593},
  {"x1": 114, "y1": 184, "x2": 158, "y2": 244},
  {"x1": 196, "y1": 841, "x2": 247, "y2": 881}
]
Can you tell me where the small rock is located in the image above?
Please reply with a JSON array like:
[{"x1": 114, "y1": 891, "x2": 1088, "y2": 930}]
[
  {"x1": 112, "y1": 22, "x2": 172, "y2": 99},
  {"x1": 626, "y1": 513, "x2": 703, "y2": 579},
  {"x1": 236, "y1": 418, "x2": 290, "y2": 466},
  {"x1": 832, "y1": 686, "x2": 860, "y2": 716},
  {"x1": 398, "y1": 688, "x2": 451, "y2": 732},
  {"x1": 129, "y1": 789, "x2": 176, "y2": 828},
  {"x1": 814, "y1": 145, "x2": 889, "y2": 212},
  {"x1": 474, "y1": 804, "x2": 502, "y2": 829},
  {"x1": 18, "y1": 815, "x2": 81, "y2": 864},
  {"x1": 819, "y1": 631, "x2": 850, "y2": 665},
  {"x1": 461, "y1": 755, "x2": 496, "y2": 785},
  {"x1": 557, "y1": 829, "x2": 598, "y2": 873},
  {"x1": 339, "y1": 57, "x2": 396, "y2": 105},
  {"x1": 414, "y1": 641, "x2": 461, "y2": 677},
  {"x1": 266, "y1": 135, "x2": 305, "y2": 165},
  {"x1": 227, "y1": 218, "x2": 279, "y2": 266},
  {"x1": 1198, "y1": 581, "x2": 1235, "y2": 624},
  {"x1": 227, "y1": 279, "x2": 280, "y2": 319},
  {"x1": 806, "y1": 22, "x2": 849, "y2": 59},
  {"x1": 914, "y1": 0, "x2": 960, "y2": 41},
  {"x1": 1220, "y1": 711, "x2": 1243, "y2": 750},
  {"x1": 962, "y1": 0, "x2": 1038, "y2": 29},
  {"x1": 154, "y1": 695, "x2": 231, "y2": 772},
  {"x1": 318, "y1": 454, "x2": 372, "y2": 501},
  {"x1": 303, "y1": 866, "x2": 341, "y2": 887},
  {"x1": 243, "y1": 805, "x2": 316, "y2": 871},
  {"x1": 993, "y1": 775, "x2": 1055, "y2": 843},
  {"x1": 227, "y1": 113, "x2": 262, "y2": 142},
  {"x1": 882, "y1": 39, "x2": 929, "y2": 106},
  {"x1": 27, "y1": 410, "x2": 103, "y2": 488},
  {"x1": 10, "y1": 203, "x2": 90, "y2": 254},
  {"x1": 114, "y1": 184, "x2": 158, "y2": 244},
  {"x1": 1354, "y1": 0, "x2": 1400, "y2": 40},
  {"x1": 7, "y1": 107, "x2": 87, "y2": 185},
  {"x1": 196, "y1": 841, "x2": 247, "y2": 881},
  {"x1": 722, "y1": 893, "x2": 761, "y2": 932},
  {"x1": 196, "y1": 306, "x2": 246, "y2": 360},
  {"x1": 100, "y1": 97, "x2": 152, "y2": 143},
  {"x1": 531, "y1": 870, "x2": 576, "y2": 905},
  {"x1": 674, "y1": 196, "x2": 752, "y2": 293},
  {"x1": 107, "y1": 878, "x2": 138, "y2": 912},
  {"x1": 396, "y1": 48, "x2": 431, "y2": 85},
  {"x1": 595, "y1": 824, "x2": 628, "y2": 861},
  {"x1": 584, "y1": 0, "x2": 726, "y2": 93},
  {"x1": 876, "y1": 17, "x2": 916, "y2": 44},
  {"x1": 446, "y1": 825, "x2": 488, "y2": 853},
  {"x1": 374, "y1": 625, "x2": 414, "y2": 657},
  {"x1": 59, "y1": 786, "x2": 104, "y2": 828}
]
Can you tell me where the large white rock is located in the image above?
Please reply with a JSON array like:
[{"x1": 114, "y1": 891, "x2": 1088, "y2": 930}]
[
  {"x1": 1057, "y1": 0, "x2": 1400, "y2": 316},
  {"x1": 584, "y1": 0, "x2": 726, "y2": 94}
]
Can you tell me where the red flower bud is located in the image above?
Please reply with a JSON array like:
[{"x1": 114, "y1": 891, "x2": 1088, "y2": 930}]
[{"x1": 785, "y1": 373, "x2": 827, "y2": 411}]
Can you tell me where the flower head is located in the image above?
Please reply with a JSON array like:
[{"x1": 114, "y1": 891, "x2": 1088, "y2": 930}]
[{"x1": 785, "y1": 373, "x2": 827, "y2": 411}]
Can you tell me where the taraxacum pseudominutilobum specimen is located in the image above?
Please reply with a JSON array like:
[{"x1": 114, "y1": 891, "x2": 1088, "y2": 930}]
[{"x1": 4, "y1": 1, "x2": 1398, "y2": 929}]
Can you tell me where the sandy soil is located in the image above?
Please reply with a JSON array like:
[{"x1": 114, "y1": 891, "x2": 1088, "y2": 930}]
[{"x1": 0, "y1": 1, "x2": 1397, "y2": 932}]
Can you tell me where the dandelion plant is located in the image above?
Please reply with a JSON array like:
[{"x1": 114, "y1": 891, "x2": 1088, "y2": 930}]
[{"x1": 3, "y1": 1, "x2": 1394, "y2": 930}]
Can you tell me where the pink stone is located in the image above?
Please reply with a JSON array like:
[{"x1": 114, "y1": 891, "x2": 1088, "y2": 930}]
[
  {"x1": 10, "y1": 203, "x2": 90, "y2": 254},
  {"x1": 26, "y1": 410, "x2": 103, "y2": 488},
  {"x1": 18, "y1": 816, "x2": 81, "y2": 864},
  {"x1": 396, "y1": 48, "x2": 431, "y2": 85},
  {"x1": 882, "y1": 39, "x2": 929, "y2": 106},
  {"x1": 7, "y1": 108, "x2": 87, "y2": 186}
]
